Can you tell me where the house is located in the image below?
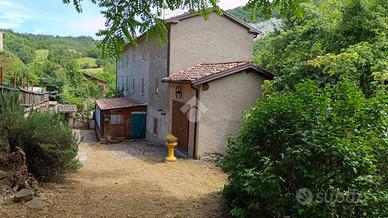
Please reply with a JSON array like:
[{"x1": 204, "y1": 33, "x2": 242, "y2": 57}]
[
  {"x1": 115, "y1": 10, "x2": 273, "y2": 159},
  {"x1": 82, "y1": 72, "x2": 109, "y2": 92},
  {"x1": 94, "y1": 97, "x2": 147, "y2": 142}
]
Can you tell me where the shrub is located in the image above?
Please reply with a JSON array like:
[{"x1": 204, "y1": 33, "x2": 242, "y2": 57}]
[
  {"x1": 0, "y1": 93, "x2": 79, "y2": 181},
  {"x1": 221, "y1": 80, "x2": 388, "y2": 217},
  {"x1": 164, "y1": 134, "x2": 178, "y2": 143}
]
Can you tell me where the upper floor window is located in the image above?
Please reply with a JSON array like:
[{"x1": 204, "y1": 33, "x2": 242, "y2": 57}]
[
  {"x1": 132, "y1": 78, "x2": 135, "y2": 93},
  {"x1": 141, "y1": 78, "x2": 145, "y2": 95},
  {"x1": 155, "y1": 78, "x2": 159, "y2": 96}
]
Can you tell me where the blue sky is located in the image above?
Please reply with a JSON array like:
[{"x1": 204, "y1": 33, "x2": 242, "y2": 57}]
[{"x1": 0, "y1": 0, "x2": 248, "y2": 38}]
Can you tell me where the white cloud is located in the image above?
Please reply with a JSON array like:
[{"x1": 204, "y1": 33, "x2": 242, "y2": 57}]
[
  {"x1": 68, "y1": 16, "x2": 106, "y2": 36},
  {"x1": 0, "y1": 0, "x2": 43, "y2": 29}
]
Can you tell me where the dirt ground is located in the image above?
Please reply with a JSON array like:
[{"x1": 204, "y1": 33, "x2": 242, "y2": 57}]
[{"x1": 0, "y1": 130, "x2": 229, "y2": 218}]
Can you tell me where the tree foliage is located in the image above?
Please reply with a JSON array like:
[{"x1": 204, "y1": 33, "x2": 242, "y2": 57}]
[
  {"x1": 254, "y1": 0, "x2": 388, "y2": 95},
  {"x1": 1, "y1": 30, "x2": 116, "y2": 109},
  {"x1": 222, "y1": 0, "x2": 388, "y2": 217},
  {"x1": 0, "y1": 93, "x2": 79, "y2": 181},
  {"x1": 221, "y1": 81, "x2": 388, "y2": 217}
]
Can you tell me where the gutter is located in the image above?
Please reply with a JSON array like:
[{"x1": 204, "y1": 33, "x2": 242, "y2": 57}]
[{"x1": 190, "y1": 84, "x2": 200, "y2": 159}]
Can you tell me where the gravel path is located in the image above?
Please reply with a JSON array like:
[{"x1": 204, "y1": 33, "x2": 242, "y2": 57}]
[{"x1": 0, "y1": 130, "x2": 228, "y2": 218}]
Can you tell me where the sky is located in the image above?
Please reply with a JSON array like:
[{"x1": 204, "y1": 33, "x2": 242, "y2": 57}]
[{"x1": 0, "y1": 0, "x2": 249, "y2": 38}]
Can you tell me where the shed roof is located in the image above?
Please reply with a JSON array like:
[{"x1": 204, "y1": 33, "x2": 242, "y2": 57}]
[
  {"x1": 57, "y1": 104, "x2": 77, "y2": 113},
  {"x1": 162, "y1": 61, "x2": 274, "y2": 85},
  {"x1": 95, "y1": 97, "x2": 146, "y2": 110}
]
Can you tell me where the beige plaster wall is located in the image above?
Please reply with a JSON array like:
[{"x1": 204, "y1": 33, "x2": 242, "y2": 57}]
[
  {"x1": 169, "y1": 12, "x2": 255, "y2": 74},
  {"x1": 196, "y1": 71, "x2": 266, "y2": 158}
]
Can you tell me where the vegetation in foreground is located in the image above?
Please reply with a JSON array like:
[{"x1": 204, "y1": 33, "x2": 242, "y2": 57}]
[
  {"x1": 0, "y1": 93, "x2": 79, "y2": 182},
  {"x1": 221, "y1": 0, "x2": 387, "y2": 217}
]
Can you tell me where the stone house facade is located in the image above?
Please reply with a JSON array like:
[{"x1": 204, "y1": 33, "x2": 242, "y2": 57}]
[{"x1": 116, "y1": 10, "x2": 273, "y2": 159}]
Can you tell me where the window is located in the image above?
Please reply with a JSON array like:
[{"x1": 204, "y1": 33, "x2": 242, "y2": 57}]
[
  {"x1": 141, "y1": 78, "x2": 145, "y2": 95},
  {"x1": 125, "y1": 77, "x2": 129, "y2": 92},
  {"x1": 153, "y1": 118, "x2": 158, "y2": 135},
  {"x1": 110, "y1": 114, "x2": 124, "y2": 124},
  {"x1": 155, "y1": 78, "x2": 159, "y2": 96},
  {"x1": 132, "y1": 78, "x2": 135, "y2": 93}
]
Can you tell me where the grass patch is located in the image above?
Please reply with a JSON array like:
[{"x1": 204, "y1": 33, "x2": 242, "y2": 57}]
[
  {"x1": 35, "y1": 49, "x2": 49, "y2": 61},
  {"x1": 80, "y1": 67, "x2": 104, "y2": 73},
  {"x1": 77, "y1": 57, "x2": 98, "y2": 68}
]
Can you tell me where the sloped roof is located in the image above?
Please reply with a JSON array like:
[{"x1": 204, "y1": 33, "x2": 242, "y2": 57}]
[
  {"x1": 95, "y1": 97, "x2": 146, "y2": 110},
  {"x1": 162, "y1": 61, "x2": 274, "y2": 85},
  {"x1": 82, "y1": 72, "x2": 108, "y2": 84}
]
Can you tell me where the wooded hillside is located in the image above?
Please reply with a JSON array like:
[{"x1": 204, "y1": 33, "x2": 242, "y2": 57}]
[{"x1": 0, "y1": 30, "x2": 115, "y2": 111}]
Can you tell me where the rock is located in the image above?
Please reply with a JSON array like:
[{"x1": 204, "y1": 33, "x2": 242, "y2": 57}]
[
  {"x1": 0, "y1": 178, "x2": 12, "y2": 187},
  {"x1": 0, "y1": 170, "x2": 8, "y2": 179},
  {"x1": 14, "y1": 188, "x2": 34, "y2": 202},
  {"x1": 26, "y1": 197, "x2": 43, "y2": 210}
]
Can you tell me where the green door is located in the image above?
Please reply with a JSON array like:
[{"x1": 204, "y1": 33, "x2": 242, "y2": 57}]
[{"x1": 131, "y1": 112, "x2": 146, "y2": 139}]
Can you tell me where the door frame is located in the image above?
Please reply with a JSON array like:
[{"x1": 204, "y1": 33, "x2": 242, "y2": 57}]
[
  {"x1": 171, "y1": 100, "x2": 190, "y2": 156},
  {"x1": 130, "y1": 111, "x2": 147, "y2": 139}
]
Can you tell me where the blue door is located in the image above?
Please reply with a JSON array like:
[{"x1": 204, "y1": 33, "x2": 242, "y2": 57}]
[{"x1": 131, "y1": 112, "x2": 146, "y2": 139}]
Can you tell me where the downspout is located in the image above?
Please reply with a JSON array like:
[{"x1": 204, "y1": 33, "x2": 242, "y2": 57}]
[{"x1": 191, "y1": 84, "x2": 200, "y2": 159}]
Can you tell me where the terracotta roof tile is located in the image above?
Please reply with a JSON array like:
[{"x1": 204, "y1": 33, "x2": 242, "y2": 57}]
[
  {"x1": 162, "y1": 61, "x2": 273, "y2": 84},
  {"x1": 95, "y1": 97, "x2": 146, "y2": 110}
]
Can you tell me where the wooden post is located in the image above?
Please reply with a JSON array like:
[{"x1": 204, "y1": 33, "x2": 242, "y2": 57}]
[
  {"x1": 0, "y1": 66, "x2": 4, "y2": 85},
  {"x1": 13, "y1": 71, "x2": 16, "y2": 87}
]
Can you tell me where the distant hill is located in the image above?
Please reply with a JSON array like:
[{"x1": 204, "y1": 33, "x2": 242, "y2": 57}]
[
  {"x1": 227, "y1": 6, "x2": 264, "y2": 23},
  {"x1": 0, "y1": 30, "x2": 99, "y2": 64},
  {"x1": 227, "y1": 7, "x2": 283, "y2": 36}
]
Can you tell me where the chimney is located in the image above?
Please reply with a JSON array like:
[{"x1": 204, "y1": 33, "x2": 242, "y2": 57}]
[{"x1": 0, "y1": 31, "x2": 3, "y2": 52}]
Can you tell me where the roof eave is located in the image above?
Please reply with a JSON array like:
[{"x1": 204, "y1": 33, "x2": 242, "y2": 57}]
[{"x1": 192, "y1": 64, "x2": 274, "y2": 85}]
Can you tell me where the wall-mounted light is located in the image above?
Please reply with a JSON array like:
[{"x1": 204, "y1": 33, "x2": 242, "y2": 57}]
[{"x1": 175, "y1": 86, "x2": 182, "y2": 99}]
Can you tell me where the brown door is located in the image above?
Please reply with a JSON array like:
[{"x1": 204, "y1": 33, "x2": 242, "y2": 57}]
[{"x1": 172, "y1": 100, "x2": 189, "y2": 155}]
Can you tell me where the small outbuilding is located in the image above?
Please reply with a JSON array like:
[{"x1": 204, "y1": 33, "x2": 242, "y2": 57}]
[{"x1": 94, "y1": 97, "x2": 147, "y2": 142}]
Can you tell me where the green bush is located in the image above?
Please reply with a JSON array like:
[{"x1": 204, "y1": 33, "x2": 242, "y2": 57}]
[
  {"x1": 221, "y1": 80, "x2": 388, "y2": 217},
  {"x1": 0, "y1": 93, "x2": 79, "y2": 181}
]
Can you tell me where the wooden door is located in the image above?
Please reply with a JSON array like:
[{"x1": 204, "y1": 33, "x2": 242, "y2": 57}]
[
  {"x1": 131, "y1": 112, "x2": 147, "y2": 139},
  {"x1": 172, "y1": 100, "x2": 189, "y2": 155}
]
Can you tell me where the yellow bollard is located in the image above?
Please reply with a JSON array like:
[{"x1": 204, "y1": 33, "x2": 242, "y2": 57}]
[
  {"x1": 165, "y1": 142, "x2": 178, "y2": 162},
  {"x1": 164, "y1": 134, "x2": 178, "y2": 162}
]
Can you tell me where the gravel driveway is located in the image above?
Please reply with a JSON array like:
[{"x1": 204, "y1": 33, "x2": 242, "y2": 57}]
[{"x1": 0, "y1": 130, "x2": 228, "y2": 218}]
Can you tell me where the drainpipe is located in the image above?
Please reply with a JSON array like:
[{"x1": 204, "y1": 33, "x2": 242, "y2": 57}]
[{"x1": 191, "y1": 84, "x2": 200, "y2": 159}]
